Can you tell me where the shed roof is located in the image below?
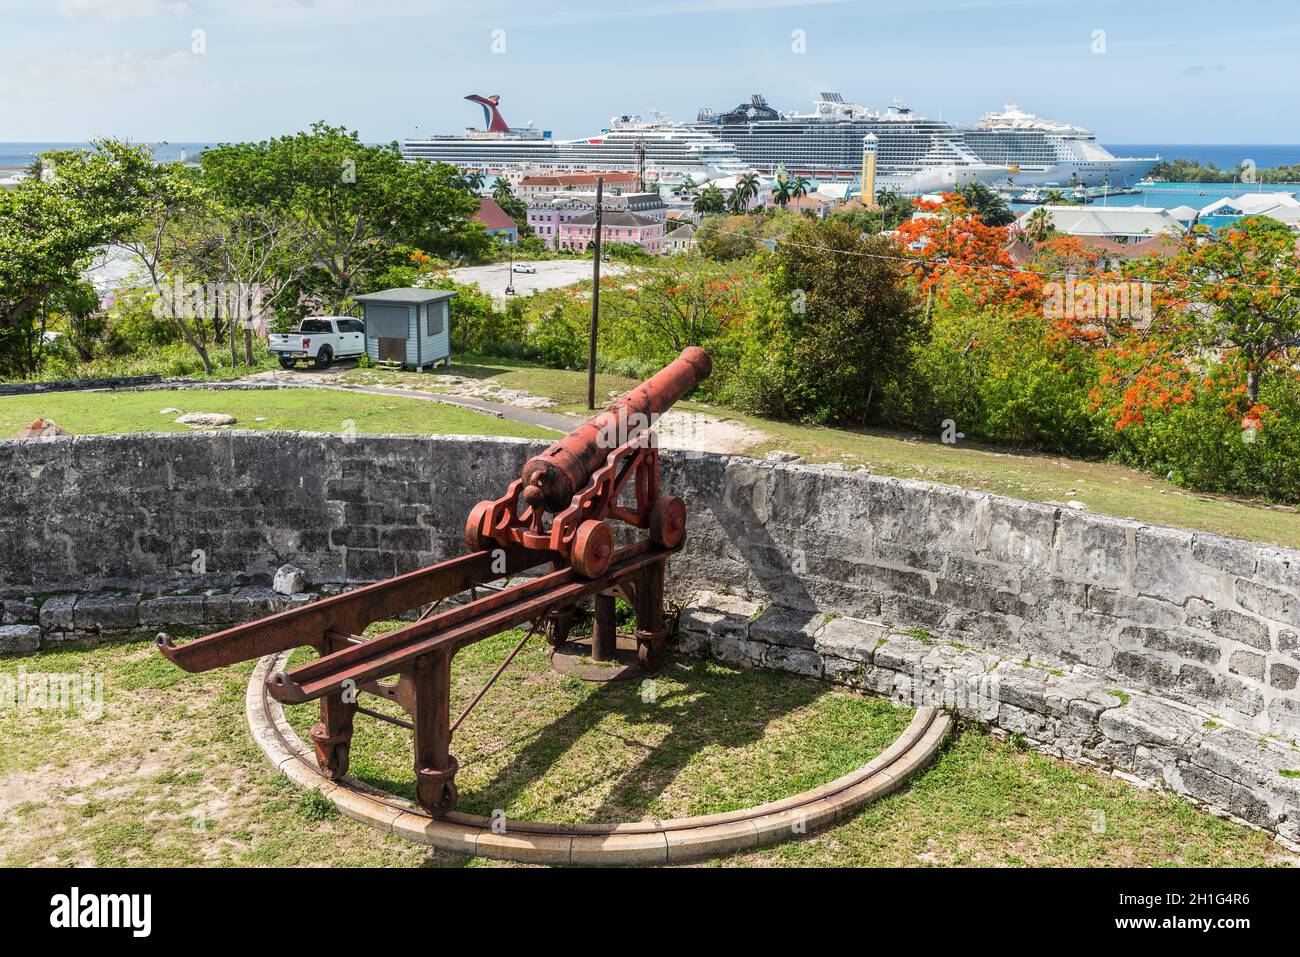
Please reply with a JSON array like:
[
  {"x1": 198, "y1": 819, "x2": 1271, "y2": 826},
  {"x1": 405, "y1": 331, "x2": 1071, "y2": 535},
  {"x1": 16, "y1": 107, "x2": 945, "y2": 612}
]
[{"x1": 354, "y1": 288, "x2": 458, "y2": 305}]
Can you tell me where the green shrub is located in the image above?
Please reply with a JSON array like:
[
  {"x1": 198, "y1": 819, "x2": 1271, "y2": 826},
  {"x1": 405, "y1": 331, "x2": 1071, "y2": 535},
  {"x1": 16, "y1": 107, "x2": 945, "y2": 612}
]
[{"x1": 1110, "y1": 374, "x2": 1300, "y2": 503}]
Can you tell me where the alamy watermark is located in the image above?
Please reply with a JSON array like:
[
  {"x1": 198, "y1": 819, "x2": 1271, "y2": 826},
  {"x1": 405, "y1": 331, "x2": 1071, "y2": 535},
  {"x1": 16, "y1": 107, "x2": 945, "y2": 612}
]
[
  {"x1": 1043, "y1": 278, "x2": 1153, "y2": 326},
  {"x1": 152, "y1": 275, "x2": 267, "y2": 327},
  {"x1": 1, "y1": 666, "x2": 104, "y2": 720}
]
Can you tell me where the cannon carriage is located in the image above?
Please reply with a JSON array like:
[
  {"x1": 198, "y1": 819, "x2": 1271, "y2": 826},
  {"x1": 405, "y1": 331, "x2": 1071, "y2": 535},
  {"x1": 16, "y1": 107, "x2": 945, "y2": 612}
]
[{"x1": 158, "y1": 347, "x2": 711, "y2": 815}]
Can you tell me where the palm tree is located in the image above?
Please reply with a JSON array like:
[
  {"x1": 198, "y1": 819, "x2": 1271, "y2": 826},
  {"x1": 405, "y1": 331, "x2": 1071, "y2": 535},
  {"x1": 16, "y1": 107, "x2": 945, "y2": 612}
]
[
  {"x1": 791, "y1": 176, "x2": 811, "y2": 200},
  {"x1": 732, "y1": 171, "x2": 761, "y2": 211},
  {"x1": 772, "y1": 180, "x2": 793, "y2": 208},
  {"x1": 492, "y1": 178, "x2": 516, "y2": 205},
  {"x1": 1024, "y1": 206, "x2": 1052, "y2": 243},
  {"x1": 1043, "y1": 188, "x2": 1069, "y2": 205},
  {"x1": 693, "y1": 185, "x2": 727, "y2": 215}
]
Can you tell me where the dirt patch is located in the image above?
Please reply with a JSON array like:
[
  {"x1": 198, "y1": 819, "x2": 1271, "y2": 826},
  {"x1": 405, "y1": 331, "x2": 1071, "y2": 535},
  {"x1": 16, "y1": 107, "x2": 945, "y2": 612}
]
[{"x1": 653, "y1": 410, "x2": 768, "y2": 455}]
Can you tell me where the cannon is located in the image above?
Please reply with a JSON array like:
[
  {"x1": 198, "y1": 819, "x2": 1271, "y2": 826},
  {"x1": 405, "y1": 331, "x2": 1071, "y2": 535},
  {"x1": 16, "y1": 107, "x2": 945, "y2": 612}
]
[{"x1": 157, "y1": 347, "x2": 711, "y2": 815}]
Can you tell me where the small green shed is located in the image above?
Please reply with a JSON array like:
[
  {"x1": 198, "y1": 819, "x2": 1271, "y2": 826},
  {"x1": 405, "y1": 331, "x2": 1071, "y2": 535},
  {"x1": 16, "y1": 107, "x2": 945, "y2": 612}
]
[{"x1": 354, "y1": 288, "x2": 457, "y2": 370}]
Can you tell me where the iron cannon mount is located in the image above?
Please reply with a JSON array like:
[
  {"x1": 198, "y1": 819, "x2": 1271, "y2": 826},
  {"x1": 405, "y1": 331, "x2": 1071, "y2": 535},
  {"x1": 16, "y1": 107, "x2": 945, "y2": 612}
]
[{"x1": 158, "y1": 347, "x2": 712, "y2": 815}]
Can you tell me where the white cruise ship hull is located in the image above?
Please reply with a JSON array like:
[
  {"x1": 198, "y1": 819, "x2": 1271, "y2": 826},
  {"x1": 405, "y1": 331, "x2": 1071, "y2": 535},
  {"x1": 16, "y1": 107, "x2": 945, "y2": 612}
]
[{"x1": 987, "y1": 157, "x2": 1158, "y2": 189}]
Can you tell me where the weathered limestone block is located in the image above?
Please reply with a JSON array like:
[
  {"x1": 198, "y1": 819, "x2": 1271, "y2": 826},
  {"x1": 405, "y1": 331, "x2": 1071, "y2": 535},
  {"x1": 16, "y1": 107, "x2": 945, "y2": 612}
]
[
  {"x1": 764, "y1": 645, "x2": 822, "y2": 677},
  {"x1": 0, "y1": 624, "x2": 40, "y2": 654},
  {"x1": 1235, "y1": 579, "x2": 1300, "y2": 628},
  {"x1": 1134, "y1": 526, "x2": 1225, "y2": 604},
  {"x1": 678, "y1": 591, "x2": 761, "y2": 641},
  {"x1": 139, "y1": 594, "x2": 207, "y2": 627},
  {"x1": 39, "y1": 594, "x2": 77, "y2": 632},
  {"x1": 73, "y1": 593, "x2": 140, "y2": 632},
  {"x1": 1, "y1": 599, "x2": 37, "y2": 625},
  {"x1": 1098, "y1": 694, "x2": 1203, "y2": 749},
  {"x1": 749, "y1": 606, "x2": 824, "y2": 650},
  {"x1": 812, "y1": 615, "x2": 884, "y2": 662},
  {"x1": 1120, "y1": 624, "x2": 1221, "y2": 665}
]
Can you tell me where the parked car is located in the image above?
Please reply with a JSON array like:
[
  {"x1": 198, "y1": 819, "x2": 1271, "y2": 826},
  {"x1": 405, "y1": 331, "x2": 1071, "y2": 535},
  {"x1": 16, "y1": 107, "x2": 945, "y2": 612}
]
[
  {"x1": 269, "y1": 317, "x2": 366, "y2": 370},
  {"x1": 512, "y1": 263, "x2": 537, "y2": 273}
]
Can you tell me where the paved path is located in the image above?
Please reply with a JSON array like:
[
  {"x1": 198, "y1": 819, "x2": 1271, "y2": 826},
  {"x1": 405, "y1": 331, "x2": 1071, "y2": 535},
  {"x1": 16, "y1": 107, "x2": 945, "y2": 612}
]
[{"x1": 329, "y1": 382, "x2": 576, "y2": 432}]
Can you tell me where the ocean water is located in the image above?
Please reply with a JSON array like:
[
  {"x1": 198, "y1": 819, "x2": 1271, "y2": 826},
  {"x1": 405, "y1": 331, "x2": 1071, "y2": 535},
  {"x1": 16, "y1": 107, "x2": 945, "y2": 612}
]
[
  {"x1": 1009, "y1": 181, "x2": 1300, "y2": 214},
  {"x1": 0, "y1": 142, "x2": 214, "y2": 168},
  {"x1": 1110, "y1": 144, "x2": 1300, "y2": 169}
]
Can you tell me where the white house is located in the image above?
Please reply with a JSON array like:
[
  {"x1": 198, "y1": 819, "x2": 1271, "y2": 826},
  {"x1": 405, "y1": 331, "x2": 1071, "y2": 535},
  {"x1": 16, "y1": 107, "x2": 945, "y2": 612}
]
[{"x1": 1014, "y1": 205, "x2": 1186, "y2": 242}]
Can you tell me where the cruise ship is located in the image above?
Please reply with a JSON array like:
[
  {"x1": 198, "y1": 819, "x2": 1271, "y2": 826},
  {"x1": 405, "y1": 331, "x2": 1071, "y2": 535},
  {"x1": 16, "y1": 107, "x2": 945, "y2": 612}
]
[
  {"x1": 692, "y1": 93, "x2": 1008, "y2": 194},
  {"x1": 402, "y1": 95, "x2": 749, "y2": 182},
  {"x1": 959, "y1": 104, "x2": 1158, "y2": 188}
]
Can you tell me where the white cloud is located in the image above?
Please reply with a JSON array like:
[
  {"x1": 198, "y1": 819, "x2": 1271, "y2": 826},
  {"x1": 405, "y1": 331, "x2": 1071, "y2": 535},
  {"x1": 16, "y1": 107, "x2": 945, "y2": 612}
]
[
  {"x1": 53, "y1": 0, "x2": 191, "y2": 23},
  {"x1": 24, "y1": 49, "x2": 201, "y2": 89}
]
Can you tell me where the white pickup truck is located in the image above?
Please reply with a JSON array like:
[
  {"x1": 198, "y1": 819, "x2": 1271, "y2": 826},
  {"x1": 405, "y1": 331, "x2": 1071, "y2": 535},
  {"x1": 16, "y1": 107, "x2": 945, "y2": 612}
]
[{"x1": 269, "y1": 317, "x2": 366, "y2": 370}]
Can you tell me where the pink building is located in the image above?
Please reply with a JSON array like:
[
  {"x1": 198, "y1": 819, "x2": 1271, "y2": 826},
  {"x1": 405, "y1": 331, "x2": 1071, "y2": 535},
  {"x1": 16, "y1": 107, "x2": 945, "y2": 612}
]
[
  {"x1": 557, "y1": 210, "x2": 665, "y2": 254},
  {"x1": 528, "y1": 191, "x2": 667, "y2": 251}
]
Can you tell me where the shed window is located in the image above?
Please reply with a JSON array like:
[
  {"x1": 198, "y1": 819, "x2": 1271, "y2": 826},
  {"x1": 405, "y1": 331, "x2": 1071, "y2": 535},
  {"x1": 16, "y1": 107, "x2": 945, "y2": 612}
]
[
  {"x1": 365, "y1": 303, "x2": 407, "y2": 339},
  {"x1": 427, "y1": 303, "x2": 444, "y2": 337}
]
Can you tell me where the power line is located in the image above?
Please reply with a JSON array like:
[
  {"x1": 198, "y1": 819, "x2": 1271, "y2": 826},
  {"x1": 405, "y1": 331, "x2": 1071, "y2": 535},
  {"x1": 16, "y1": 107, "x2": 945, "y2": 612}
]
[{"x1": 686, "y1": 217, "x2": 1300, "y2": 294}]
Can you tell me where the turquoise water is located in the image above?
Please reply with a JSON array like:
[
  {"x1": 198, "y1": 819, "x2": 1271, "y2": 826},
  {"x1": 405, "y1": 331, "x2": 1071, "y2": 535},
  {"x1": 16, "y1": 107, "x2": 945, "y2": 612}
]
[
  {"x1": 1111, "y1": 144, "x2": 1300, "y2": 169},
  {"x1": 1011, "y1": 181, "x2": 1300, "y2": 213}
]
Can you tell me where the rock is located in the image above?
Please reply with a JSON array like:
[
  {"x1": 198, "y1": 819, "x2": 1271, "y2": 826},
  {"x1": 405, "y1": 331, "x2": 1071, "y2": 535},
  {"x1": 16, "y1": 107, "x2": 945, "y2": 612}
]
[
  {"x1": 74, "y1": 593, "x2": 140, "y2": 632},
  {"x1": 0, "y1": 624, "x2": 40, "y2": 654},
  {"x1": 39, "y1": 595, "x2": 78, "y2": 631},
  {"x1": 765, "y1": 450, "x2": 803, "y2": 464},
  {"x1": 273, "y1": 564, "x2": 307, "y2": 596},
  {"x1": 176, "y1": 412, "x2": 236, "y2": 428},
  {"x1": 139, "y1": 594, "x2": 206, "y2": 627},
  {"x1": 159, "y1": 407, "x2": 180, "y2": 415},
  {"x1": 14, "y1": 418, "x2": 70, "y2": 438}
]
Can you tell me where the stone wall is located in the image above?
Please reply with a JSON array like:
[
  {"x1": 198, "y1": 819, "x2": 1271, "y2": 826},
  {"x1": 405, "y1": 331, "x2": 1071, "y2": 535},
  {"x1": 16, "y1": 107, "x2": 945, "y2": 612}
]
[{"x1": 1, "y1": 432, "x2": 1297, "y2": 840}]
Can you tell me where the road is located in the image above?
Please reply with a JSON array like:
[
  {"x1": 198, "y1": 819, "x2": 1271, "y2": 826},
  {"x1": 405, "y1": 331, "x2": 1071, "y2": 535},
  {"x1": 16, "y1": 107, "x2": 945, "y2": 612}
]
[{"x1": 448, "y1": 258, "x2": 629, "y2": 298}]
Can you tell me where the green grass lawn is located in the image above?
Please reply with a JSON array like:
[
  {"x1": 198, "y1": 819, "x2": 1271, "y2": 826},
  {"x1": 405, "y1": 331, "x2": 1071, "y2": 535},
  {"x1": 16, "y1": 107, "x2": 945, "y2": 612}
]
[
  {"x1": 0, "y1": 387, "x2": 557, "y2": 440},
  {"x1": 1, "y1": 632, "x2": 1290, "y2": 867},
  {"x1": 341, "y1": 358, "x2": 1300, "y2": 549}
]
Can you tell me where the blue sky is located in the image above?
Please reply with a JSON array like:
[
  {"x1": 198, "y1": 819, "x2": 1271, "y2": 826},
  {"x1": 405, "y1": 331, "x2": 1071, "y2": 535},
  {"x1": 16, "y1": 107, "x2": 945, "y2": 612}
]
[{"x1": 3, "y1": 0, "x2": 1298, "y2": 144}]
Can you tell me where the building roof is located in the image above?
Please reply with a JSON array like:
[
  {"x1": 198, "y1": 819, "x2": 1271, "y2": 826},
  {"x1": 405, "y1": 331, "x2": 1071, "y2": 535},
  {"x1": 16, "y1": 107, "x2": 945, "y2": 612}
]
[
  {"x1": 472, "y1": 197, "x2": 518, "y2": 232},
  {"x1": 786, "y1": 194, "x2": 828, "y2": 208},
  {"x1": 354, "y1": 288, "x2": 458, "y2": 305},
  {"x1": 518, "y1": 172, "x2": 639, "y2": 188},
  {"x1": 1004, "y1": 239, "x2": 1036, "y2": 264},
  {"x1": 1200, "y1": 192, "x2": 1300, "y2": 217},
  {"x1": 1017, "y1": 205, "x2": 1185, "y2": 238},
  {"x1": 665, "y1": 224, "x2": 696, "y2": 240},
  {"x1": 1167, "y1": 205, "x2": 1199, "y2": 220},
  {"x1": 565, "y1": 210, "x2": 660, "y2": 228},
  {"x1": 1125, "y1": 233, "x2": 1187, "y2": 257}
]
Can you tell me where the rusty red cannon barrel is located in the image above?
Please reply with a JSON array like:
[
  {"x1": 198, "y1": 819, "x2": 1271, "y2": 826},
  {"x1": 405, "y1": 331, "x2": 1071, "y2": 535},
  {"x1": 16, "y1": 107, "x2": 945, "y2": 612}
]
[{"x1": 520, "y1": 346, "x2": 711, "y2": 514}]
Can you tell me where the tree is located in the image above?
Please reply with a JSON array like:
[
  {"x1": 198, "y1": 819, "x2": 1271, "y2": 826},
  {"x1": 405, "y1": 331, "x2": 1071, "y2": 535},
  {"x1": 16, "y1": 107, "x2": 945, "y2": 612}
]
[
  {"x1": 113, "y1": 165, "x2": 223, "y2": 372},
  {"x1": 692, "y1": 185, "x2": 727, "y2": 215},
  {"x1": 601, "y1": 257, "x2": 757, "y2": 365},
  {"x1": 791, "y1": 175, "x2": 811, "y2": 200},
  {"x1": 772, "y1": 179, "x2": 793, "y2": 208},
  {"x1": 731, "y1": 218, "x2": 923, "y2": 423},
  {"x1": 169, "y1": 202, "x2": 312, "y2": 366},
  {"x1": 1022, "y1": 206, "x2": 1053, "y2": 244},
  {"x1": 1123, "y1": 216, "x2": 1299, "y2": 407},
  {"x1": 957, "y1": 180, "x2": 1015, "y2": 227},
  {"x1": 199, "y1": 123, "x2": 482, "y2": 309},
  {"x1": 731, "y1": 172, "x2": 761, "y2": 212},
  {"x1": 0, "y1": 140, "x2": 160, "y2": 378},
  {"x1": 893, "y1": 192, "x2": 1043, "y2": 314}
]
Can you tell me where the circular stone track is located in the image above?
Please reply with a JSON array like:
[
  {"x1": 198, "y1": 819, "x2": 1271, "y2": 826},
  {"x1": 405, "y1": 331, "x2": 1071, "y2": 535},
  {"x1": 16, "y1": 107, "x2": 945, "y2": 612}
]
[{"x1": 247, "y1": 651, "x2": 952, "y2": 865}]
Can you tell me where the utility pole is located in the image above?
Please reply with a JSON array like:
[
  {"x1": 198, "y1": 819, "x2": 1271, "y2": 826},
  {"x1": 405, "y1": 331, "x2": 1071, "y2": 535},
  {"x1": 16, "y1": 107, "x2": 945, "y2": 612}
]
[{"x1": 587, "y1": 176, "x2": 604, "y2": 410}]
